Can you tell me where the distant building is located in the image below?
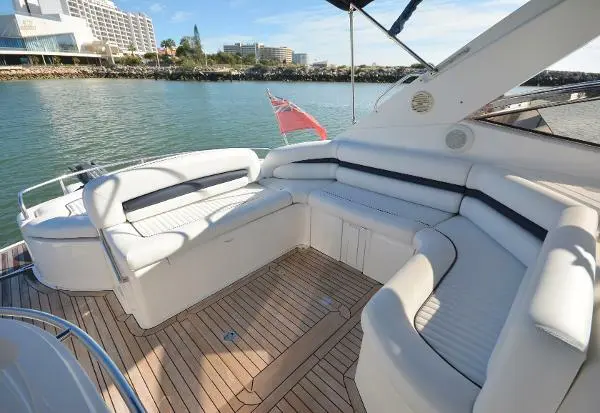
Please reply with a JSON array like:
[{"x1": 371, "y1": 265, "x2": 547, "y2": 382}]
[
  {"x1": 292, "y1": 52, "x2": 308, "y2": 65},
  {"x1": 312, "y1": 60, "x2": 328, "y2": 68},
  {"x1": 223, "y1": 42, "x2": 241, "y2": 55},
  {"x1": 13, "y1": 0, "x2": 158, "y2": 54},
  {"x1": 223, "y1": 42, "x2": 263, "y2": 62},
  {"x1": 0, "y1": 8, "x2": 99, "y2": 64},
  {"x1": 260, "y1": 46, "x2": 293, "y2": 64},
  {"x1": 223, "y1": 42, "x2": 294, "y2": 64}
]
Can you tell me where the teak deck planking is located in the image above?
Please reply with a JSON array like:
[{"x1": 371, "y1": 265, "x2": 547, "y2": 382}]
[{"x1": 0, "y1": 243, "x2": 380, "y2": 413}]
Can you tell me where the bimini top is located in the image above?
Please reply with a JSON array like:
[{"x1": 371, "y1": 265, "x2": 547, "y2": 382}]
[{"x1": 325, "y1": 0, "x2": 375, "y2": 11}]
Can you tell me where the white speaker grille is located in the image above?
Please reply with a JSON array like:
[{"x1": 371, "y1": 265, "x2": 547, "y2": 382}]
[
  {"x1": 411, "y1": 91, "x2": 434, "y2": 113},
  {"x1": 446, "y1": 129, "x2": 468, "y2": 150}
]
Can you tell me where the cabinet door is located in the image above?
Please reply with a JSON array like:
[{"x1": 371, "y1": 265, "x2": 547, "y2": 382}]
[
  {"x1": 341, "y1": 222, "x2": 368, "y2": 271},
  {"x1": 310, "y1": 209, "x2": 342, "y2": 260}
]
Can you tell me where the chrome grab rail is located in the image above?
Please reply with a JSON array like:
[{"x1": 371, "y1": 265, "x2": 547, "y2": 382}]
[
  {"x1": 18, "y1": 148, "x2": 272, "y2": 220},
  {"x1": 0, "y1": 307, "x2": 146, "y2": 413},
  {"x1": 373, "y1": 73, "x2": 421, "y2": 112}
]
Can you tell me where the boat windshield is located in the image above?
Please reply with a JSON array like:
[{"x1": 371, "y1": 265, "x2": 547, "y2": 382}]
[{"x1": 470, "y1": 81, "x2": 600, "y2": 147}]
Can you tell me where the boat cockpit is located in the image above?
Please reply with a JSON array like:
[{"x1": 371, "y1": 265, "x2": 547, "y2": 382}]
[{"x1": 3, "y1": 0, "x2": 600, "y2": 412}]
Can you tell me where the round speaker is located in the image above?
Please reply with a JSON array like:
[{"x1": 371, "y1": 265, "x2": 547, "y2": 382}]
[
  {"x1": 445, "y1": 125, "x2": 474, "y2": 152},
  {"x1": 411, "y1": 91, "x2": 434, "y2": 113}
]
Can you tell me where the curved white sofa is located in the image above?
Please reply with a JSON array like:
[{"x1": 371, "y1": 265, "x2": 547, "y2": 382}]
[{"x1": 260, "y1": 140, "x2": 598, "y2": 413}]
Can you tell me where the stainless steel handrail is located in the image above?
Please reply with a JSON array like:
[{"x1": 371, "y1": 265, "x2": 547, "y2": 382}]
[
  {"x1": 0, "y1": 307, "x2": 146, "y2": 413},
  {"x1": 18, "y1": 148, "x2": 272, "y2": 219},
  {"x1": 374, "y1": 73, "x2": 421, "y2": 112}
]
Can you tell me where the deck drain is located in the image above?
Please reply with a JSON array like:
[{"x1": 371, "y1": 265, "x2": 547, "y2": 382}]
[
  {"x1": 320, "y1": 296, "x2": 333, "y2": 306},
  {"x1": 223, "y1": 330, "x2": 238, "y2": 342}
]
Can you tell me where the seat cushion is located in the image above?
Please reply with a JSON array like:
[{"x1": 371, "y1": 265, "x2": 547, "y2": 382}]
[
  {"x1": 416, "y1": 216, "x2": 526, "y2": 386},
  {"x1": 358, "y1": 229, "x2": 480, "y2": 413},
  {"x1": 309, "y1": 182, "x2": 453, "y2": 243},
  {"x1": 129, "y1": 184, "x2": 285, "y2": 237},
  {"x1": 105, "y1": 184, "x2": 292, "y2": 270}
]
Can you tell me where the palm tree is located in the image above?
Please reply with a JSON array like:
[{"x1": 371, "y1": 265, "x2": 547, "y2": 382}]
[
  {"x1": 127, "y1": 43, "x2": 136, "y2": 56},
  {"x1": 160, "y1": 38, "x2": 176, "y2": 54}
]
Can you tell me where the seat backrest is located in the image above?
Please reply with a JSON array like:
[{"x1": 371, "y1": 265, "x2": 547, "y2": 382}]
[
  {"x1": 261, "y1": 140, "x2": 339, "y2": 179},
  {"x1": 461, "y1": 164, "x2": 582, "y2": 267},
  {"x1": 262, "y1": 140, "x2": 473, "y2": 214},
  {"x1": 335, "y1": 141, "x2": 472, "y2": 213},
  {"x1": 474, "y1": 204, "x2": 598, "y2": 413},
  {"x1": 83, "y1": 149, "x2": 260, "y2": 229}
]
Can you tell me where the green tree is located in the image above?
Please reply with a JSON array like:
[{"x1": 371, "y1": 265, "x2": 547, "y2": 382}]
[
  {"x1": 160, "y1": 38, "x2": 176, "y2": 51},
  {"x1": 118, "y1": 55, "x2": 142, "y2": 66},
  {"x1": 127, "y1": 43, "x2": 137, "y2": 56},
  {"x1": 72, "y1": 57, "x2": 80, "y2": 65},
  {"x1": 143, "y1": 52, "x2": 156, "y2": 59},
  {"x1": 51, "y1": 55, "x2": 61, "y2": 65},
  {"x1": 192, "y1": 24, "x2": 203, "y2": 53},
  {"x1": 242, "y1": 54, "x2": 256, "y2": 65}
]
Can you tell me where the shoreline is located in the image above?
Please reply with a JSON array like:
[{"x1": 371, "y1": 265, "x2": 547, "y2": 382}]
[{"x1": 1, "y1": 65, "x2": 599, "y2": 86}]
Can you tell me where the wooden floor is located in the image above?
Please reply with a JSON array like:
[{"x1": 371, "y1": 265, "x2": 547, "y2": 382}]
[{"x1": 0, "y1": 245, "x2": 380, "y2": 413}]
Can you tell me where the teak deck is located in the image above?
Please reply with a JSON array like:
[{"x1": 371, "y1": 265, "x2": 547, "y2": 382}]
[{"x1": 0, "y1": 244, "x2": 380, "y2": 413}]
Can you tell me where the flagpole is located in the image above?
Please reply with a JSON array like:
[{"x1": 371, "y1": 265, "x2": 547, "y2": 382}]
[{"x1": 266, "y1": 88, "x2": 290, "y2": 146}]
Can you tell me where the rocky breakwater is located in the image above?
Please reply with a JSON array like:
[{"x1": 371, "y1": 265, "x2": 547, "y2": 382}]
[
  {"x1": 2, "y1": 65, "x2": 599, "y2": 86},
  {"x1": 0, "y1": 64, "x2": 419, "y2": 83}
]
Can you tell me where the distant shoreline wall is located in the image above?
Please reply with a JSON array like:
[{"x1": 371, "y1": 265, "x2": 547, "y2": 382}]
[{"x1": 1, "y1": 65, "x2": 598, "y2": 86}]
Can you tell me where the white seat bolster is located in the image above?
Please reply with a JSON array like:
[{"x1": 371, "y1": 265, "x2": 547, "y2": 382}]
[
  {"x1": 260, "y1": 140, "x2": 339, "y2": 178},
  {"x1": 460, "y1": 197, "x2": 542, "y2": 267},
  {"x1": 359, "y1": 228, "x2": 479, "y2": 413},
  {"x1": 530, "y1": 205, "x2": 598, "y2": 351},
  {"x1": 337, "y1": 140, "x2": 472, "y2": 186},
  {"x1": 259, "y1": 178, "x2": 335, "y2": 204},
  {"x1": 466, "y1": 164, "x2": 580, "y2": 230},
  {"x1": 21, "y1": 215, "x2": 98, "y2": 239},
  {"x1": 84, "y1": 149, "x2": 260, "y2": 229},
  {"x1": 336, "y1": 167, "x2": 463, "y2": 213},
  {"x1": 273, "y1": 163, "x2": 338, "y2": 180}
]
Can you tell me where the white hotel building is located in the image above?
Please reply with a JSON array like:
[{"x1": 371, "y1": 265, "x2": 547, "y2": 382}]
[{"x1": 11, "y1": 0, "x2": 157, "y2": 54}]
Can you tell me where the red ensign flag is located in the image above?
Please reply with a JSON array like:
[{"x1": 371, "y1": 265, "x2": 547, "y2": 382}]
[{"x1": 267, "y1": 90, "x2": 327, "y2": 140}]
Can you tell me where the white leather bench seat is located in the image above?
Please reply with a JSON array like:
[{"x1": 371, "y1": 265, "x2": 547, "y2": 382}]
[
  {"x1": 309, "y1": 182, "x2": 453, "y2": 243},
  {"x1": 129, "y1": 184, "x2": 290, "y2": 237},
  {"x1": 416, "y1": 216, "x2": 526, "y2": 386},
  {"x1": 106, "y1": 184, "x2": 292, "y2": 271}
]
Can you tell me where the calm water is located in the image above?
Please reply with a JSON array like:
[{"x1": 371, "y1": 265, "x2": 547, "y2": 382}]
[{"x1": 0, "y1": 79, "x2": 391, "y2": 246}]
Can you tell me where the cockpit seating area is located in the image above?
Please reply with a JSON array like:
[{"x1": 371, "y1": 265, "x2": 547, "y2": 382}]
[
  {"x1": 260, "y1": 140, "x2": 598, "y2": 413},
  {"x1": 18, "y1": 141, "x2": 598, "y2": 412}
]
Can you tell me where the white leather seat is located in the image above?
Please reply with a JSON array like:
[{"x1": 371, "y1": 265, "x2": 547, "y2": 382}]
[
  {"x1": 82, "y1": 149, "x2": 309, "y2": 328},
  {"x1": 18, "y1": 190, "x2": 113, "y2": 291},
  {"x1": 105, "y1": 184, "x2": 292, "y2": 271},
  {"x1": 309, "y1": 182, "x2": 453, "y2": 244},
  {"x1": 357, "y1": 164, "x2": 598, "y2": 413},
  {"x1": 358, "y1": 228, "x2": 480, "y2": 413}
]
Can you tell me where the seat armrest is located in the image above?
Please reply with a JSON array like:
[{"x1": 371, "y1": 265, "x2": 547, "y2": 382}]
[
  {"x1": 381, "y1": 228, "x2": 456, "y2": 323},
  {"x1": 530, "y1": 205, "x2": 598, "y2": 351}
]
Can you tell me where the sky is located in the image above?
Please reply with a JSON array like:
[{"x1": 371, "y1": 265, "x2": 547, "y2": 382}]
[{"x1": 1, "y1": 0, "x2": 600, "y2": 71}]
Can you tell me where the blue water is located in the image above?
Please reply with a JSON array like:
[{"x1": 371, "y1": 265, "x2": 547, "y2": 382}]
[{"x1": 0, "y1": 79, "x2": 391, "y2": 246}]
